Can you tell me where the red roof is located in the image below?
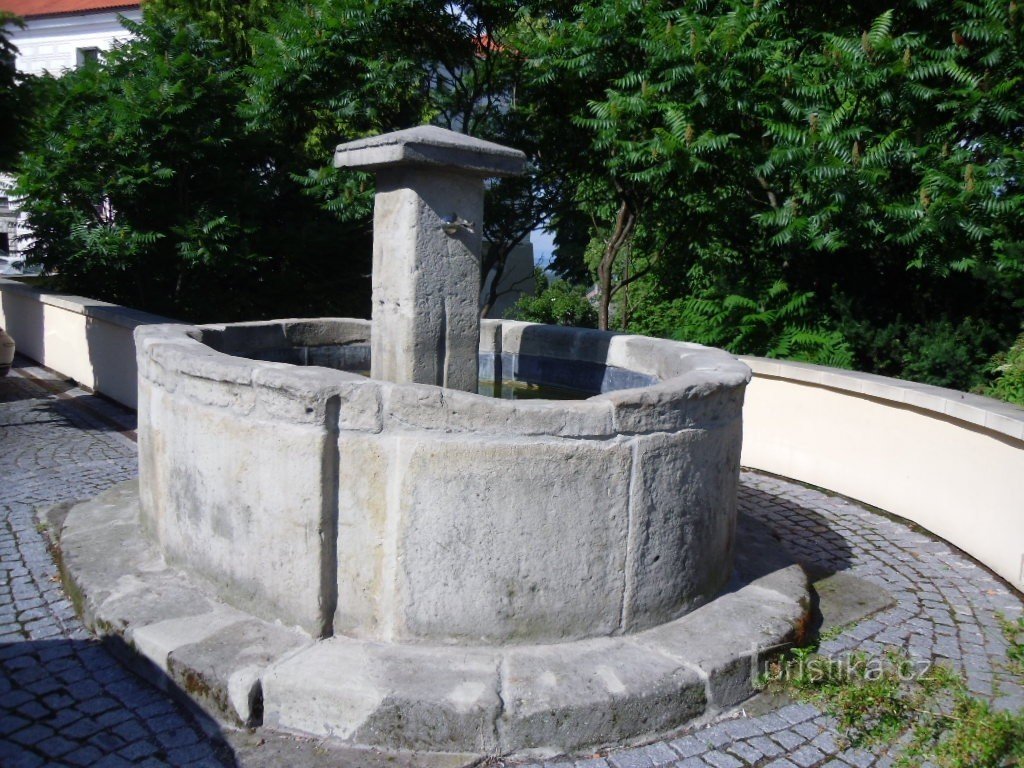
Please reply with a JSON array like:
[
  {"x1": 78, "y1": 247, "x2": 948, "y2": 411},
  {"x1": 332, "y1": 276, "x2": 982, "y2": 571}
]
[{"x1": 0, "y1": 0, "x2": 140, "y2": 18}]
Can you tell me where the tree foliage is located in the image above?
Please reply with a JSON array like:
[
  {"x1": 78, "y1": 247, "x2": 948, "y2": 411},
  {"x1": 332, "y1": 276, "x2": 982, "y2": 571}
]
[
  {"x1": 14, "y1": 1, "x2": 553, "y2": 322},
  {"x1": 515, "y1": 0, "x2": 1024, "y2": 380},
  {"x1": 506, "y1": 268, "x2": 597, "y2": 327},
  {"x1": 0, "y1": 12, "x2": 34, "y2": 171},
  {"x1": 16, "y1": 12, "x2": 380, "y2": 319},
  {"x1": 10, "y1": 0, "x2": 1024, "y2": 391}
]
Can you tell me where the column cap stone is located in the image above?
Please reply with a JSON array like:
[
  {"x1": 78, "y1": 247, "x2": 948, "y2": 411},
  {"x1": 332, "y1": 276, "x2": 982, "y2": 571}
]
[{"x1": 334, "y1": 125, "x2": 525, "y2": 177}]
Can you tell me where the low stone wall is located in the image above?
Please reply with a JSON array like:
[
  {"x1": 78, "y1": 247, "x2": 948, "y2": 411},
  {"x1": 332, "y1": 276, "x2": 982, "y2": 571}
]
[
  {"x1": 0, "y1": 278, "x2": 170, "y2": 408},
  {"x1": 740, "y1": 358, "x2": 1024, "y2": 594},
  {"x1": 136, "y1": 319, "x2": 749, "y2": 642}
]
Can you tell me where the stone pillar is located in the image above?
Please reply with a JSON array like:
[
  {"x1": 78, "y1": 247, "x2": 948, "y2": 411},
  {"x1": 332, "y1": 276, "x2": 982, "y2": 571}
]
[{"x1": 334, "y1": 126, "x2": 524, "y2": 391}]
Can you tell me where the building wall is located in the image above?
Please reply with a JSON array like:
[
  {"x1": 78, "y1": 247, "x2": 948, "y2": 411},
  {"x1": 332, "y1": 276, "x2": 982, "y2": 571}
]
[
  {"x1": 6, "y1": 8, "x2": 142, "y2": 76},
  {"x1": 480, "y1": 241, "x2": 536, "y2": 319}
]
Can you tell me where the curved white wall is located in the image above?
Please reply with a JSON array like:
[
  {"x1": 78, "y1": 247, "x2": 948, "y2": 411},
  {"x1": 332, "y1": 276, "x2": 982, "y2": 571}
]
[{"x1": 741, "y1": 357, "x2": 1024, "y2": 594}]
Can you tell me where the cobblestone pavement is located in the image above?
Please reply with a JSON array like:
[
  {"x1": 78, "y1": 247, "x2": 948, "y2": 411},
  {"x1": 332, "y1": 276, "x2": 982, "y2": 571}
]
[{"x1": 2, "y1": 355, "x2": 1022, "y2": 767}]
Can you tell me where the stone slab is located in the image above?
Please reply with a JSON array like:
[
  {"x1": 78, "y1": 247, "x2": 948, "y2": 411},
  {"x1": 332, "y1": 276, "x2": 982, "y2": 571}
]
[
  {"x1": 636, "y1": 575, "x2": 810, "y2": 711},
  {"x1": 57, "y1": 480, "x2": 315, "y2": 727},
  {"x1": 334, "y1": 125, "x2": 525, "y2": 177},
  {"x1": 810, "y1": 570, "x2": 896, "y2": 636},
  {"x1": 499, "y1": 639, "x2": 706, "y2": 753},
  {"x1": 262, "y1": 640, "x2": 503, "y2": 753},
  {"x1": 168, "y1": 619, "x2": 312, "y2": 727}
]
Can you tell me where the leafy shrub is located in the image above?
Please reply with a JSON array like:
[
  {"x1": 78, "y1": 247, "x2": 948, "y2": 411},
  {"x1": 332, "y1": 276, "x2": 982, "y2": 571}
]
[
  {"x1": 837, "y1": 314, "x2": 1007, "y2": 392},
  {"x1": 506, "y1": 270, "x2": 598, "y2": 328},
  {"x1": 631, "y1": 280, "x2": 853, "y2": 369},
  {"x1": 982, "y1": 334, "x2": 1024, "y2": 406}
]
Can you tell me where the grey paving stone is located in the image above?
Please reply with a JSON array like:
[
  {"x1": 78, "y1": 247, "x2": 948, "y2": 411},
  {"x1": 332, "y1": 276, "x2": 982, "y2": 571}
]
[
  {"x1": 776, "y1": 703, "x2": 819, "y2": 725},
  {"x1": 790, "y1": 745, "x2": 826, "y2": 767},
  {"x1": 669, "y1": 735, "x2": 707, "y2": 758},
  {"x1": 746, "y1": 736, "x2": 784, "y2": 758},
  {"x1": 703, "y1": 752, "x2": 743, "y2": 768},
  {"x1": 609, "y1": 748, "x2": 655, "y2": 768},
  {"x1": 811, "y1": 730, "x2": 840, "y2": 754},
  {"x1": 770, "y1": 728, "x2": 807, "y2": 751},
  {"x1": 721, "y1": 718, "x2": 763, "y2": 740},
  {"x1": 642, "y1": 742, "x2": 678, "y2": 764},
  {"x1": 726, "y1": 740, "x2": 763, "y2": 764}
]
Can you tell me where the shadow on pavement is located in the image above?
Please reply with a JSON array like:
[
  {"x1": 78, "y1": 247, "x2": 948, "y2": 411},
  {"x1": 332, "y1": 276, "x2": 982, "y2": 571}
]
[{"x1": 0, "y1": 636, "x2": 239, "y2": 767}]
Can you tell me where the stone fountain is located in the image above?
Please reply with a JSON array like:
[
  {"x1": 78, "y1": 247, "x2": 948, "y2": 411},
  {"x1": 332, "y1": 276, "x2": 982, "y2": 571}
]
[{"x1": 57, "y1": 127, "x2": 810, "y2": 757}]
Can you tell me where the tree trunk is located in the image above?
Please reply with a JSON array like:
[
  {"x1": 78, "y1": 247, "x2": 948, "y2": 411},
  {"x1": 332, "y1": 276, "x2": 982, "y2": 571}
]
[{"x1": 597, "y1": 200, "x2": 636, "y2": 331}]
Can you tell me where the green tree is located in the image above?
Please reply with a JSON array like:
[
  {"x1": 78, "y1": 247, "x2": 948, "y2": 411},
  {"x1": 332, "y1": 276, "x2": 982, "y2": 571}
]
[
  {"x1": 243, "y1": 0, "x2": 568, "y2": 320},
  {"x1": 0, "y1": 12, "x2": 33, "y2": 171},
  {"x1": 16, "y1": 1, "x2": 559, "y2": 322},
  {"x1": 16, "y1": 11, "x2": 373, "y2": 319},
  {"x1": 145, "y1": 0, "x2": 275, "y2": 59},
  {"x1": 518, "y1": 0, "x2": 1024, "y2": 376}
]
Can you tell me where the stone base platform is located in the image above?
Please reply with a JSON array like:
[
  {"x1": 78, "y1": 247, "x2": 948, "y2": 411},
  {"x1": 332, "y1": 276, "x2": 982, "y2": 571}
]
[{"x1": 54, "y1": 481, "x2": 811, "y2": 758}]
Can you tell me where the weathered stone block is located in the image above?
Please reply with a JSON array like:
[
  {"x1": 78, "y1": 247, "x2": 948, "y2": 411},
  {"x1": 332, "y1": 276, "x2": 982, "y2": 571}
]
[
  {"x1": 601, "y1": 375, "x2": 748, "y2": 434},
  {"x1": 369, "y1": 168, "x2": 483, "y2": 391},
  {"x1": 636, "y1": 581, "x2": 808, "y2": 709},
  {"x1": 334, "y1": 433, "x2": 393, "y2": 638},
  {"x1": 146, "y1": 395, "x2": 334, "y2": 636},
  {"x1": 382, "y1": 382, "x2": 615, "y2": 438},
  {"x1": 167, "y1": 618, "x2": 311, "y2": 726},
  {"x1": 499, "y1": 639, "x2": 706, "y2": 752},
  {"x1": 393, "y1": 436, "x2": 632, "y2": 643},
  {"x1": 262, "y1": 638, "x2": 502, "y2": 752},
  {"x1": 622, "y1": 425, "x2": 739, "y2": 633}
]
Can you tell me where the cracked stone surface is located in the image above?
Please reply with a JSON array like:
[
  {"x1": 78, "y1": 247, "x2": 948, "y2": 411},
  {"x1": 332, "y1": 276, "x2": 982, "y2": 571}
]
[{"x1": 1, "y1": 354, "x2": 1022, "y2": 767}]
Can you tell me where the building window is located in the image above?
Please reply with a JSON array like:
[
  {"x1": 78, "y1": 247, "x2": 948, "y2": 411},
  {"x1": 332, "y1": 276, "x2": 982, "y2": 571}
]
[{"x1": 76, "y1": 47, "x2": 101, "y2": 68}]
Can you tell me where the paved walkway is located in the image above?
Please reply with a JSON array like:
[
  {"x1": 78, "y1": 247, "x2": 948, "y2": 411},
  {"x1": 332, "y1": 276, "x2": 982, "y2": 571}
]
[{"x1": 1, "y1": 355, "x2": 1022, "y2": 768}]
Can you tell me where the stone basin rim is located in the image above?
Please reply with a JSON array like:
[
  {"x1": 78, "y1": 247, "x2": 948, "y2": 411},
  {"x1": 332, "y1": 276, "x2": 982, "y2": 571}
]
[{"x1": 135, "y1": 318, "x2": 752, "y2": 437}]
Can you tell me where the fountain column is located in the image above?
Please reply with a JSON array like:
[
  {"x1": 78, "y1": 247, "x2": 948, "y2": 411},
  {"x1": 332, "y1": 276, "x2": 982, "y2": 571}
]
[{"x1": 334, "y1": 126, "x2": 524, "y2": 391}]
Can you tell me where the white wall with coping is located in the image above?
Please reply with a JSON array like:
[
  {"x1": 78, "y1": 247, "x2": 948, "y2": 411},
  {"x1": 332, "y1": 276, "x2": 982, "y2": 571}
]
[
  {"x1": 740, "y1": 357, "x2": 1024, "y2": 594},
  {"x1": 0, "y1": 277, "x2": 170, "y2": 407}
]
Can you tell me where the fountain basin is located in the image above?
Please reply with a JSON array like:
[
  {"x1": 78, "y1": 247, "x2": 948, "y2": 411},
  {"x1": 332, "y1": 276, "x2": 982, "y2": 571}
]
[{"x1": 137, "y1": 318, "x2": 750, "y2": 645}]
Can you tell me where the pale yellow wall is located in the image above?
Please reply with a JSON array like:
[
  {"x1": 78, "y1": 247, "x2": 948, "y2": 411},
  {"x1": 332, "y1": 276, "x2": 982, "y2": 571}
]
[
  {"x1": 742, "y1": 373, "x2": 1024, "y2": 593},
  {"x1": 0, "y1": 279, "x2": 169, "y2": 408}
]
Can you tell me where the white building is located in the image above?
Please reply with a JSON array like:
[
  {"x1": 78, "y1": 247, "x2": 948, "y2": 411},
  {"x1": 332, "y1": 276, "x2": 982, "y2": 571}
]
[
  {"x1": 1, "y1": 0, "x2": 140, "y2": 261},
  {"x1": 1, "y1": 0, "x2": 141, "y2": 76}
]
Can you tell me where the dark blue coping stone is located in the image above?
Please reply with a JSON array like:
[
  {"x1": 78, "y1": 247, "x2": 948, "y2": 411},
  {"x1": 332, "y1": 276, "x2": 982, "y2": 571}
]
[{"x1": 247, "y1": 345, "x2": 655, "y2": 396}]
